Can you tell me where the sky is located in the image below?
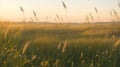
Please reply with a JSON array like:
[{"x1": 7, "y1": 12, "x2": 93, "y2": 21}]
[{"x1": 0, "y1": 0, "x2": 120, "y2": 22}]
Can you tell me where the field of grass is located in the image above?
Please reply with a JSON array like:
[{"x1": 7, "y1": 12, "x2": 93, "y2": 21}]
[{"x1": 0, "y1": 22, "x2": 120, "y2": 67}]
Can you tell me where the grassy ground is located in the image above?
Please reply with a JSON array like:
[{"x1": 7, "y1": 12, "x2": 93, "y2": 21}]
[{"x1": 0, "y1": 22, "x2": 120, "y2": 67}]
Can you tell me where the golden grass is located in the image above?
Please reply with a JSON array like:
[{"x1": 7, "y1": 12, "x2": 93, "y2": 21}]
[{"x1": 22, "y1": 41, "x2": 30, "y2": 54}]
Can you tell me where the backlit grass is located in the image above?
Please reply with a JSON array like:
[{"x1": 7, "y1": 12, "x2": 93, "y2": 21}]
[{"x1": 0, "y1": 22, "x2": 120, "y2": 67}]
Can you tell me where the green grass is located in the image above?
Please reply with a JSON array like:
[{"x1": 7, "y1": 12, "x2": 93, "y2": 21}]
[{"x1": 0, "y1": 22, "x2": 120, "y2": 67}]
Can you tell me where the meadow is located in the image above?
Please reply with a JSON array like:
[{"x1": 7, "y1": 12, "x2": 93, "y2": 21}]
[{"x1": 0, "y1": 22, "x2": 120, "y2": 67}]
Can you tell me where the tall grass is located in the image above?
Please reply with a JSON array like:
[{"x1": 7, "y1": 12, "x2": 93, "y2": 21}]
[
  {"x1": 62, "y1": 0, "x2": 68, "y2": 22},
  {"x1": 0, "y1": 22, "x2": 120, "y2": 67},
  {"x1": 89, "y1": 12, "x2": 94, "y2": 22},
  {"x1": 20, "y1": 6, "x2": 25, "y2": 22},
  {"x1": 118, "y1": 0, "x2": 120, "y2": 8},
  {"x1": 94, "y1": 7, "x2": 100, "y2": 22},
  {"x1": 33, "y1": 10, "x2": 38, "y2": 21}
]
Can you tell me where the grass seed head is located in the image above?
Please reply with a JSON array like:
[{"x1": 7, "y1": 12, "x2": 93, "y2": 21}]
[
  {"x1": 94, "y1": 7, "x2": 98, "y2": 14},
  {"x1": 62, "y1": 0, "x2": 67, "y2": 9},
  {"x1": 114, "y1": 38, "x2": 120, "y2": 48},
  {"x1": 33, "y1": 10, "x2": 37, "y2": 16},
  {"x1": 118, "y1": 0, "x2": 120, "y2": 8},
  {"x1": 54, "y1": 59, "x2": 59, "y2": 67},
  {"x1": 32, "y1": 55, "x2": 37, "y2": 61},
  {"x1": 22, "y1": 41, "x2": 30, "y2": 54},
  {"x1": 62, "y1": 40, "x2": 68, "y2": 53},
  {"x1": 89, "y1": 12, "x2": 94, "y2": 22},
  {"x1": 20, "y1": 6, "x2": 24, "y2": 12},
  {"x1": 57, "y1": 42, "x2": 61, "y2": 50}
]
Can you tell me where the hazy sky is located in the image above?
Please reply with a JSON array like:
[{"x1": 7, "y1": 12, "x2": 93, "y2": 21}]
[{"x1": 0, "y1": 0, "x2": 120, "y2": 22}]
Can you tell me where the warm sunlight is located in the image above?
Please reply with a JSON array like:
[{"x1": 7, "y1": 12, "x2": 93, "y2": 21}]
[
  {"x1": 1, "y1": 0, "x2": 120, "y2": 67},
  {"x1": 0, "y1": 0, "x2": 119, "y2": 22}
]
